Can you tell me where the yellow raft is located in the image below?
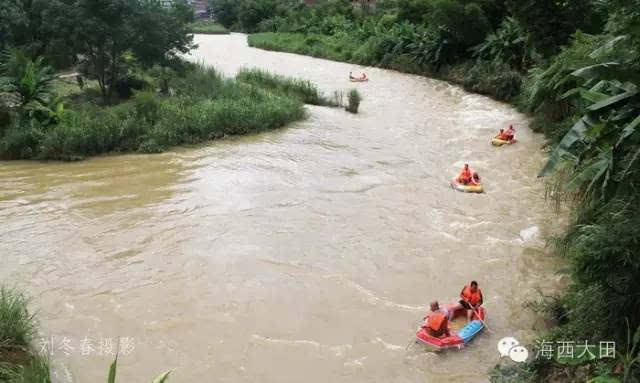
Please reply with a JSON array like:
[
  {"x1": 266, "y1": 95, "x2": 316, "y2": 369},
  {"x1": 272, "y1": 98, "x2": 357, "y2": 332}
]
[
  {"x1": 450, "y1": 178, "x2": 483, "y2": 193},
  {"x1": 492, "y1": 138, "x2": 515, "y2": 146}
]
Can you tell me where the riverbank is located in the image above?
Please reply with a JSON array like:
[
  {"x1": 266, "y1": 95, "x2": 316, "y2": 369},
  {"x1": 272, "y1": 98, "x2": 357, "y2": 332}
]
[
  {"x1": 0, "y1": 286, "x2": 51, "y2": 382},
  {"x1": 2, "y1": 33, "x2": 562, "y2": 381},
  {"x1": 243, "y1": 22, "x2": 640, "y2": 380},
  {"x1": 248, "y1": 32, "x2": 522, "y2": 105},
  {"x1": 0, "y1": 64, "x2": 345, "y2": 161},
  {"x1": 187, "y1": 20, "x2": 229, "y2": 35}
]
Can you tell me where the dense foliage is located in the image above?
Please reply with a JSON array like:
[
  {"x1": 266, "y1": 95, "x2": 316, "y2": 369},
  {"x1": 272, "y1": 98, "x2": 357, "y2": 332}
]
[
  {"x1": 1, "y1": 62, "x2": 325, "y2": 160},
  {"x1": 232, "y1": 0, "x2": 640, "y2": 381}
]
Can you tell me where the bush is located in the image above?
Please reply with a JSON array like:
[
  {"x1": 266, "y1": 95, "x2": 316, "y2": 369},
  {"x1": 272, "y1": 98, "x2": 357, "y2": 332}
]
[
  {"x1": 0, "y1": 65, "x2": 319, "y2": 160},
  {"x1": 465, "y1": 60, "x2": 523, "y2": 101},
  {"x1": 132, "y1": 91, "x2": 162, "y2": 124},
  {"x1": 0, "y1": 286, "x2": 51, "y2": 383},
  {"x1": 236, "y1": 68, "x2": 335, "y2": 106},
  {"x1": 0, "y1": 353, "x2": 51, "y2": 383},
  {"x1": 187, "y1": 20, "x2": 229, "y2": 35},
  {"x1": 114, "y1": 75, "x2": 152, "y2": 100},
  {"x1": 0, "y1": 119, "x2": 43, "y2": 159},
  {"x1": 0, "y1": 286, "x2": 36, "y2": 351},
  {"x1": 346, "y1": 89, "x2": 361, "y2": 113}
]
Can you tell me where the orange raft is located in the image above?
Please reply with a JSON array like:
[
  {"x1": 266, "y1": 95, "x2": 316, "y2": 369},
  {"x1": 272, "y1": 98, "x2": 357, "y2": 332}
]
[
  {"x1": 450, "y1": 177, "x2": 483, "y2": 193},
  {"x1": 492, "y1": 137, "x2": 517, "y2": 146},
  {"x1": 416, "y1": 304, "x2": 487, "y2": 350}
]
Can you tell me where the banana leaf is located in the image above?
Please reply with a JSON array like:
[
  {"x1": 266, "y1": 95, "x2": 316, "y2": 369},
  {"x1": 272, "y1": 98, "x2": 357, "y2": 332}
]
[
  {"x1": 587, "y1": 89, "x2": 639, "y2": 112},
  {"x1": 565, "y1": 149, "x2": 612, "y2": 193},
  {"x1": 539, "y1": 115, "x2": 595, "y2": 177},
  {"x1": 615, "y1": 146, "x2": 640, "y2": 182},
  {"x1": 616, "y1": 114, "x2": 640, "y2": 147},
  {"x1": 571, "y1": 62, "x2": 624, "y2": 82},
  {"x1": 589, "y1": 35, "x2": 628, "y2": 59},
  {"x1": 559, "y1": 87, "x2": 608, "y2": 103}
]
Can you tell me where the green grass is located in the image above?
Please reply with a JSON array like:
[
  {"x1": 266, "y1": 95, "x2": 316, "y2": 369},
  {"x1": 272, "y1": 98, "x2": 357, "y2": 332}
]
[
  {"x1": 1, "y1": 64, "x2": 353, "y2": 160},
  {"x1": 236, "y1": 68, "x2": 336, "y2": 106},
  {"x1": 0, "y1": 286, "x2": 51, "y2": 383},
  {"x1": 187, "y1": 20, "x2": 229, "y2": 35},
  {"x1": 345, "y1": 89, "x2": 361, "y2": 114},
  {"x1": 0, "y1": 286, "x2": 36, "y2": 352},
  {"x1": 248, "y1": 32, "x2": 522, "y2": 102},
  {"x1": 0, "y1": 353, "x2": 51, "y2": 383},
  {"x1": 248, "y1": 33, "x2": 361, "y2": 63}
]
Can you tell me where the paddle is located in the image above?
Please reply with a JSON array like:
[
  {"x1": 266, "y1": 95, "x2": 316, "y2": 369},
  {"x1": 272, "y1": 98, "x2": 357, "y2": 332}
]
[{"x1": 463, "y1": 299, "x2": 491, "y2": 333}]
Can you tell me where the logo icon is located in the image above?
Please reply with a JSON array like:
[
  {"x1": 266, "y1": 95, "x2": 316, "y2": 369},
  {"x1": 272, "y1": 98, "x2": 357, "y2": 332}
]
[{"x1": 498, "y1": 337, "x2": 528, "y2": 363}]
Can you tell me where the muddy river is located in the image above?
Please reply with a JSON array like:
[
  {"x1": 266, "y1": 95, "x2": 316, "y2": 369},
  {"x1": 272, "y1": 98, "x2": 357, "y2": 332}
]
[{"x1": 0, "y1": 34, "x2": 560, "y2": 382}]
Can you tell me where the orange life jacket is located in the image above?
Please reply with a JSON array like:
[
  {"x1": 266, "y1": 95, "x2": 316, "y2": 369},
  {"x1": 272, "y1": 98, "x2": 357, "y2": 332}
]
[
  {"x1": 427, "y1": 312, "x2": 447, "y2": 331},
  {"x1": 505, "y1": 128, "x2": 515, "y2": 139},
  {"x1": 458, "y1": 168, "x2": 472, "y2": 182},
  {"x1": 461, "y1": 285, "x2": 483, "y2": 307}
]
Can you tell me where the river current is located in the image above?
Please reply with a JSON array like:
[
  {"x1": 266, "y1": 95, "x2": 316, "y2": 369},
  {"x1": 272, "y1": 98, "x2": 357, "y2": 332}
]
[{"x1": 0, "y1": 34, "x2": 561, "y2": 382}]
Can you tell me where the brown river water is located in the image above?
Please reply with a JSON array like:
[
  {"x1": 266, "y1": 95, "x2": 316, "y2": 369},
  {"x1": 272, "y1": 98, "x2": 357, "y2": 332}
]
[{"x1": 0, "y1": 34, "x2": 562, "y2": 382}]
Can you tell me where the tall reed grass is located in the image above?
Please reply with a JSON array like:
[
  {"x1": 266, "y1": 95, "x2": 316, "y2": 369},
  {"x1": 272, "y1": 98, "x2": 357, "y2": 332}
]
[
  {"x1": 0, "y1": 285, "x2": 51, "y2": 383},
  {"x1": 236, "y1": 68, "x2": 336, "y2": 106},
  {"x1": 0, "y1": 65, "x2": 308, "y2": 160},
  {"x1": 346, "y1": 89, "x2": 361, "y2": 114},
  {"x1": 0, "y1": 286, "x2": 36, "y2": 351}
]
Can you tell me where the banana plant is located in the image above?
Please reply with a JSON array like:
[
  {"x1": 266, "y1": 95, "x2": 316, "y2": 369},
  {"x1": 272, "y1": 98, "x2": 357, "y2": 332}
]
[
  {"x1": 538, "y1": 36, "x2": 640, "y2": 205},
  {"x1": 0, "y1": 49, "x2": 56, "y2": 112}
]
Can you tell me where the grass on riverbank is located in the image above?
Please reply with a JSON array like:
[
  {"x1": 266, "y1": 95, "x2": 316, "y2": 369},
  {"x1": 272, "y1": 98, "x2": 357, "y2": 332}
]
[
  {"x1": 187, "y1": 20, "x2": 229, "y2": 35},
  {"x1": 0, "y1": 286, "x2": 51, "y2": 383},
  {"x1": 1, "y1": 64, "x2": 348, "y2": 160},
  {"x1": 236, "y1": 68, "x2": 336, "y2": 106},
  {"x1": 248, "y1": 32, "x2": 523, "y2": 103}
]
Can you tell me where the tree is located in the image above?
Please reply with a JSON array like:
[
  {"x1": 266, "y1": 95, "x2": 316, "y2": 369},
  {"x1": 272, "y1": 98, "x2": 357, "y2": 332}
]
[
  {"x1": 72, "y1": 0, "x2": 138, "y2": 104},
  {"x1": 72, "y1": 0, "x2": 195, "y2": 104},
  {"x1": 0, "y1": 0, "x2": 76, "y2": 67},
  {"x1": 507, "y1": 0, "x2": 605, "y2": 57},
  {"x1": 209, "y1": 0, "x2": 239, "y2": 29},
  {"x1": 0, "y1": 49, "x2": 56, "y2": 113}
]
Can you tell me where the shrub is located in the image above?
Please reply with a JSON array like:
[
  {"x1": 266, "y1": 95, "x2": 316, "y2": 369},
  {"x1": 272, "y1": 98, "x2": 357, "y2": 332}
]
[
  {"x1": 0, "y1": 286, "x2": 36, "y2": 352},
  {"x1": 0, "y1": 119, "x2": 43, "y2": 159},
  {"x1": 0, "y1": 353, "x2": 51, "y2": 383},
  {"x1": 346, "y1": 89, "x2": 361, "y2": 113},
  {"x1": 113, "y1": 75, "x2": 152, "y2": 100},
  {"x1": 236, "y1": 68, "x2": 335, "y2": 106},
  {"x1": 187, "y1": 21, "x2": 229, "y2": 35},
  {"x1": 132, "y1": 91, "x2": 162, "y2": 124}
]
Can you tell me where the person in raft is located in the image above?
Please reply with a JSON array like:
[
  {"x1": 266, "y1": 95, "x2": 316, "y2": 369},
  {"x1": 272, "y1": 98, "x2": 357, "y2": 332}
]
[
  {"x1": 349, "y1": 71, "x2": 367, "y2": 80},
  {"x1": 470, "y1": 172, "x2": 481, "y2": 186},
  {"x1": 495, "y1": 128, "x2": 509, "y2": 140},
  {"x1": 453, "y1": 281, "x2": 484, "y2": 322},
  {"x1": 456, "y1": 163, "x2": 474, "y2": 185},
  {"x1": 505, "y1": 124, "x2": 516, "y2": 141},
  {"x1": 422, "y1": 301, "x2": 451, "y2": 338}
]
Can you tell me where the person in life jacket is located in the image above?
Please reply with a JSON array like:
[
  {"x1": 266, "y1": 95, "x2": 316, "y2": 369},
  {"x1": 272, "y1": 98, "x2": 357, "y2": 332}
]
[
  {"x1": 454, "y1": 281, "x2": 483, "y2": 322},
  {"x1": 505, "y1": 124, "x2": 516, "y2": 141},
  {"x1": 470, "y1": 172, "x2": 481, "y2": 186},
  {"x1": 495, "y1": 128, "x2": 509, "y2": 141},
  {"x1": 456, "y1": 163, "x2": 473, "y2": 185},
  {"x1": 422, "y1": 301, "x2": 451, "y2": 338}
]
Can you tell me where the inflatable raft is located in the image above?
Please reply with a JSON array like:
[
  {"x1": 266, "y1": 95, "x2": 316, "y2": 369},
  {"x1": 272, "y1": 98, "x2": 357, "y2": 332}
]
[
  {"x1": 492, "y1": 137, "x2": 516, "y2": 146},
  {"x1": 416, "y1": 304, "x2": 486, "y2": 350},
  {"x1": 450, "y1": 178, "x2": 483, "y2": 193},
  {"x1": 349, "y1": 77, "x2": 368, "y2": 82}
]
